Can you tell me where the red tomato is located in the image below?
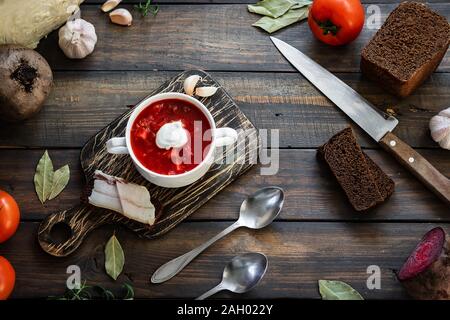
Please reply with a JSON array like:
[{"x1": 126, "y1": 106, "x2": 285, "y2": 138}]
[
  {"x1": 0, "y1": 256, "x2": 15, "y2": 300},
  {"x1": 308, "y1": 0, "x2": 365, "y2": 46},
  {"x1": 0, "y1": 190, "x2": 20, "y2": 243}
]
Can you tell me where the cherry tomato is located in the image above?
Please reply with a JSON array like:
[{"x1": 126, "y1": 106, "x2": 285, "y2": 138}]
[
  {"x1": 308, "y1": 0, "x2": 365, "y2": 46},
  {"x1": 0, "y1": 256, "x2": 15, "y2": 300},
  {"x1": 0, "y1": 190, "x2": 20, "y2": 243}
]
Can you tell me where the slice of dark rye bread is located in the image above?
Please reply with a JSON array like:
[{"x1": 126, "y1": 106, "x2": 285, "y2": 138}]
[
  {"x1": 361, "y1": 2, "x2": 450, "y2": 97},
  {"x1": 318, "y1": 128, "x2": 395, "y2": 211}
]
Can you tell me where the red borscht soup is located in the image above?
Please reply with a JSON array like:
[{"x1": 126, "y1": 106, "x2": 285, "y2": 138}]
[{"x1": 130, "y1": 99, "x2": 211, "y2": 175}]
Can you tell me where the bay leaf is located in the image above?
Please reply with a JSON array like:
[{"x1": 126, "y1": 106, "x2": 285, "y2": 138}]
[
  {"x1": 291, "y1": 0, "x2": 312, "y2": 9},
  {"x1": 34, "y1": 150, "x2": 54, "y2": 203},
  {"x1": 248, "y1": 0, "x2": 296, "y2": 18},
  {"x1": 252, "y1": 6, "x2": 309, "y2": 33},
  {"x1": 248, "y1": 0, "x2": 311, "y2": 18},
  {"x1": 49, "y1": 165, "x2": 70, "y2": 200},
  {"x1": 318, "y1": 280, "x2": 364, "y2": 300},
  {"x1": 105, "y1": 234, "x2": 125, "y2": 281}
]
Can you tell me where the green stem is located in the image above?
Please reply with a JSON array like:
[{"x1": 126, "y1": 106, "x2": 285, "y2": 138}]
[{"x1": 316, "y1": 19, "x2": 340, "y2": 36}]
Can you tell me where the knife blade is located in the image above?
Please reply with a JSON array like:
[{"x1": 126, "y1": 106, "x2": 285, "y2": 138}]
[
  {"x1": 270, "y1": 36, "x2": 450, "y2": 205},
  {"x1": 270, "y1": 36, "x2": 398, "y2": 142}
]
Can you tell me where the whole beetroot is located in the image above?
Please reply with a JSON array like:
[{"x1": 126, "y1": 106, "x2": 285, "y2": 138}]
[{"x1": 0, "y1": 45, "x2": 53, "y2": 122}]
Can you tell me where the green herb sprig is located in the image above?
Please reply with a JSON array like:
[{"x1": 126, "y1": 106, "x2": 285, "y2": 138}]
[
  {"x1": 50, "y1": 282, "x2": 134, "y2": 300},
  {"x1": 135, "y1": 0, "x2": 159, "y2": 17}
]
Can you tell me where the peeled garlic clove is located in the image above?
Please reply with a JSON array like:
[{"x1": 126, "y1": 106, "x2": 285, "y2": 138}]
[
  {"x1": 183, "y1": 75, "x2": 201, "y2": 96},
  {"x1": 101, "y1": 0, "x2": 122, "y2": 12},
  {"x1": 110, "y1": 8, "x2": 132, "y2": 26},
  {"x1": 429, "y1": 107, "x2": 450, "y2": 150},
  {"x1": 195, "y1": 86, "x2": 218, "y2": 98}
]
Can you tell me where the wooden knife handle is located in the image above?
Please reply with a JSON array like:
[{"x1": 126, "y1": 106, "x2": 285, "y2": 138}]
[{"x1": 380, "y1": 132, "x2": 450, "y2": 205}]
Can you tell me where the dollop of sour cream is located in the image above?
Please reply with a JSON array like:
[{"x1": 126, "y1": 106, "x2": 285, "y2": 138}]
[{"x1": 156, "y1": 121, "x2": 188, "y2": 150}]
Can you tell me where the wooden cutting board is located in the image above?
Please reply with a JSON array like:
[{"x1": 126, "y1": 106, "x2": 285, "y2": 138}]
[{"x1": 38, "y1": 70, "x2": 259, "y2": 257}]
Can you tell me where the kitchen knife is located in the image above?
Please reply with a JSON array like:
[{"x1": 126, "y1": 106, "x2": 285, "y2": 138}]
[{"x1": 270, "y1": 36, "x2": 450, "y2": 205}]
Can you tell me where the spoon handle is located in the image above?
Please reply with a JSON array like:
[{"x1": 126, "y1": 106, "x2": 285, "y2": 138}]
[
  {"x1": 196, "y1": 283, "x2": 226, "y2": 300},
  {"x1": 151, "y1": 221, "x2": 241, "y2": 283}
]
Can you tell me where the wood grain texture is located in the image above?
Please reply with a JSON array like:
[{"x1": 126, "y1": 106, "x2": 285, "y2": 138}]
[
  {"x1": 2, "y1": 148, "x2": 449, "y2": 222},
  {"x1": 1, "y1": 71, "x2": 448, "y2": 148},
  {"x1": 38, "y1": 70, "x2": 259, "y2": 257},
  {"x1": 85, "y1": 0, "x2": 450, "y2": 4},
  {"x1": 35, "y1": 4, "x2": 450, "y2": 72},
  {"x1": 380, "y1": 132, "x2": 450, "y2": 205},
  {"x1": 3, "y1": 221, "x2": 450, "y2": 299},
  {"x1": 2, "y1": 0, "x2": 449, "y2": 300}
]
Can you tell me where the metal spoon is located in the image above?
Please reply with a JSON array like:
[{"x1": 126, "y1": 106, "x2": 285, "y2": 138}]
[
  {"x1": 151, "y1": 187, "x2": 284, "y2": 284},
  {"x1": 196, "y1": 252, "x2": 268, "y2": 300}
]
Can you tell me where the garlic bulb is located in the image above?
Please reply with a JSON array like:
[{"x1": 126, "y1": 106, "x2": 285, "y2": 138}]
[
  {"x1": 430, "y1": 107, "x2": 450, "y2": 150},
  {"x1": 58, "y1": 19, "x2": 97, "y2": 59}
]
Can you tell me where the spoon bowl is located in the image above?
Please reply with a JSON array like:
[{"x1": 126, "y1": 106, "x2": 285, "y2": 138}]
[
  {"x1": 196, "y1": 252, "x2": 268, "y2": 299},
  {"x1": 238, "y1": 187, "x2": 284, "y2": 229},
  {"x1": 222, "y1": 252, "x2": 268, "y2": 294},
  {"x1": 151, "y1": 187, "x2": 284, "y2": 284}
]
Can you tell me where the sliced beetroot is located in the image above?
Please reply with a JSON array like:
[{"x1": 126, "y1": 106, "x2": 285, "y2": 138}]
[
  {"x1": 398, "y1": 227, "x2": 450, "y2": 300},
  {"x1": 398, "y1": 227, "x2": 445, "y2": 281}
]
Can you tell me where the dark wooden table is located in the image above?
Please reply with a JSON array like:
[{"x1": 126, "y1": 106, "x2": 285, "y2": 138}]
[{"x1": 0, "y1": 0, "x2": 449, "y2": 299}]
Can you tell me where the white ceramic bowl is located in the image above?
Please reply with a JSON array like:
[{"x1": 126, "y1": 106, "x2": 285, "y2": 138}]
[{"x1": 106, "y1": 92, "x2": 237, "y2": 188}]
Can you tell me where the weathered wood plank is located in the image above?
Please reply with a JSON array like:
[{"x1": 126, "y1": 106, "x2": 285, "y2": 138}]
[
  {"x1": 1, "y1": 72, "x2": 448, "y2": 148},
  {"x1": 36, "y1": 4, "x2": 450, "y2": 72},
  {"x1": 2, "y1": 221, "x2": 448, "y2": 299},
  {"x1": 1, "y1": 149, "x2": 448, "y2": 222},
  {"x1": 84, "y1": 0, "x2": 449, "y2": 3}
]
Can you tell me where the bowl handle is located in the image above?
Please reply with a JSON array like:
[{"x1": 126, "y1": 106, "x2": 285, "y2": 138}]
[
  {"x1": 106, "y1": 137, "x2": 129, "y2": 154},
  {"x1": 215, "y1": 127, "x2": 238, "y2": 147}
]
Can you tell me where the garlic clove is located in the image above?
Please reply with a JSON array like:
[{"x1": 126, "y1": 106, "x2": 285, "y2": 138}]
[
  {"x1": 109, "y1": 8, "x2": 133, "y2": 26},
  {"x1": 195, "y1": 86, "x2": 218, "y2": 98},
  {"x1": 183, "y1": 75, "x2": 201, "y2": 96},
  {"x1": 101, "y1": 0, "x2": 122, "y2": 13},
  {"x1": 429, "y1": 107, "x2": 450, "y2": 150}
]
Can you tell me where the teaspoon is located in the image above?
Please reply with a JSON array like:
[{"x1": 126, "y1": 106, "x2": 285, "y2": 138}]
[
  {"x1": 151, "y1": 187, "x2": 284, "y2": 283},
  {"x1": 196, "y1": 252, "x2": 268, "y2": 300}
]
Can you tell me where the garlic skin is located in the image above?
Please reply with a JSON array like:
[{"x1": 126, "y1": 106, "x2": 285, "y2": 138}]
[
  {"x1": 58, "y1": 19, "x2": 97, "y2": 59},
  {"x1": 110, "y1": 8, "x2": 133, "y2": 26},
  {"x1": 430, "y1": 107, "x2": 450, "y2": 150},
  {"x1": 183, "y1": 75, "x2": 201, "y2": 96},
  {"x1": 101, "y1": 0, "x2": 122, "y2": 12},
  {"x1": 196, "y1": 86, "x2": 218, "y2": 97}
]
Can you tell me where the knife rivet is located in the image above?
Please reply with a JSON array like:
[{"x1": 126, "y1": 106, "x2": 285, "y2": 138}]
[
  {"x1": 409, "y1": 157, "x2": 415, "y2": 163},
  {"x1": 390, "y1": 140, "x2": 396, "y2": 147}
]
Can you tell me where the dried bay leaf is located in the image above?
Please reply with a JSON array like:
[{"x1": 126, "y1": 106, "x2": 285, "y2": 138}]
[
  {"x1": 248, "y1": 0, "x2": 311, "y2": 18},
  {"x1": 49, "y1": 165, "x2": 70, "y2": 200},
  {"x1": 252, "y1": 6, "x2": 309, "y2": 33},
  {"x1": 318, "y1": 280, "x2": 364, "y2": 300},
  {"x1": 34, "y1": 150, "x2": 54, "y2": 203},
  {"x1": 105, "y1": 234, "x2": 125, "y2": 281},
  {"x1": 291, "y1": 0, "x2": 312, "y2": 9},
  {"x1": 248, "y1": 0, "x2": 297, "y2": 18}
]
